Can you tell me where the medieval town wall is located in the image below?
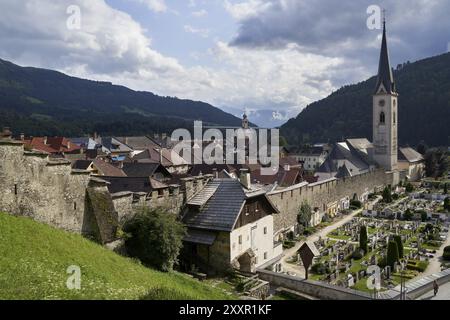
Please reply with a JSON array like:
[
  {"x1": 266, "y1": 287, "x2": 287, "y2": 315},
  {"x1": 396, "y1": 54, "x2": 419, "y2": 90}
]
[
  {"x1": 0, "y1": 141, "x2": 92, "y2": 233},
  {"x1": 269, "y1": 169, "x2": 395, "y2": 235}
]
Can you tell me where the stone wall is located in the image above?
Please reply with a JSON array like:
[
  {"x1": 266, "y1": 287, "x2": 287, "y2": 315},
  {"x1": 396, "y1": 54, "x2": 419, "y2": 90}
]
[
  {"x1": 269, "y1": 169, "x2": 395, "y2": 235},
  {"x1": 257, "y1": 269, "x2": 371, "y2": 300},
  {"x1": 0, "y1": 141, "x2": 91, "y2": 233}
]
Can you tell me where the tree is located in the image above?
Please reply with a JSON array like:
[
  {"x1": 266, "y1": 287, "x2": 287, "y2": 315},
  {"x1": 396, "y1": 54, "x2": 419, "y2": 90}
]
[
  {"x1": 403, "y1": 209, "x2": 414, "y2": 221},
  {"x1": 393, "y1": 235, "x2": 404, "y2": 259},
  {"x1": 386, "y1": 241, "x2": 400, "y2": 269},
  {"x1": 297, "y1": 201, "x2": 313, "y2": 228},
  {"x1": 417, "y1": 142, "x2": 428, "y2": 155},
  {"x1": 382, "y1": 186, "x2": 393, "y2": 203},
  {"x1": 359, "y1": 225, "x2": 368, "y2": 254},
  {"x1": 444, "y1": 197, "x2": 450, "y2": 212},
  {"x1": 444, "y1": 246, "x2": 450, "y2": 261},
  {"x1": 444, "y1": 183, "x2": 448, "y2": 195},
  {"x1": 123, "y1": 207, "x2": 186, "y2": 272},
  {"x1": 425, "y1": 148, "x2": 449, "y2": 178},
  {"x1": 405, "y1": 183, "x2": 414, "y2": 193}
]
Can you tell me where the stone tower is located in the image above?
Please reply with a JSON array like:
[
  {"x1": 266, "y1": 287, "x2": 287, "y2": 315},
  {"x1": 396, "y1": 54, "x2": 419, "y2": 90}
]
[{"x1": 372, "y1": 19, "x2": 398, "y2": 171}]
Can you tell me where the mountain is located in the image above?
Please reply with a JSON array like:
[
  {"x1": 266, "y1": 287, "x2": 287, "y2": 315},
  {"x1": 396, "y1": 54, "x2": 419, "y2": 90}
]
[
  {"x1": 0, "y1": 58, "x2": 244, "y2": 137},
  {"x1": 281, "y1": 52, "x2": 450, "y2": 148}
]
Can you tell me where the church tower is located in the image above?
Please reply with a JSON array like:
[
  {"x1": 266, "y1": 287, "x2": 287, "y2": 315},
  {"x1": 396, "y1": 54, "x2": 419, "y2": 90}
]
[{"x1": 372, "y1": 18, "x2": 398, "y2": 171}]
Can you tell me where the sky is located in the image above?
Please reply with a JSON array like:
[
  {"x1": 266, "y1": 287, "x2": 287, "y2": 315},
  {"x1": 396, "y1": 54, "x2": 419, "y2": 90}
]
[{"x1": 0, "y1": 0, "x2": 449, "y2": 127}]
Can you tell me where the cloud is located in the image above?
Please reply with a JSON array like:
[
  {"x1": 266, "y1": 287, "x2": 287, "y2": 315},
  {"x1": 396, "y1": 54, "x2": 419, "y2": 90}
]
[
  {"x1": 229, "y1": 0, "x2": 450, "y2": 70},
  {"x1": 130, "y1": 0, "x2": 167, "y2": 13},
  {"x1": 184, "y1": 25, "x2": 210, "y2": 38}
]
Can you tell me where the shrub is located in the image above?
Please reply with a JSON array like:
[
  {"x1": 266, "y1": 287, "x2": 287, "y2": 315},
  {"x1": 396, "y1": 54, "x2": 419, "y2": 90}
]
[
  {"x1": 405, "y1": 183, "x2": 414, "y2": 193},
  {"x1": 350, "y1": 200, "x2": 362, "y2": 209},
  {"x1": 311, "y1": 263, "x2": 329, "y2": 275},
  {"x1": 352, "y1": 249, "x2": 364, "y2": 260},
  {"x1": 403, "y1": 209, "x2": 414, "y2": 221},
  {"x1": 359, "y1": 225, "x2": 368, "y2": 254},
  {"x1": 382, "y1": 186, "x2": 393, "y2": 203},
  {"x1": 123, "y1": 207, "x2": 186, "y2": 272},
  {"x1": 297, "y1": 201, "x2": 312, "y2": 227},
  {"x1": 392, "y1": 193, "x2": 399, "y2": 200},
  {"x1": 386, "y1": 241, "x2": 399, "y2": 268},
  {"x1": 444, "y1": 197, "x2": 450, "y2": 212},
  {"x1": 443, "y1": 247, "x2": 450, "y2": 261}
]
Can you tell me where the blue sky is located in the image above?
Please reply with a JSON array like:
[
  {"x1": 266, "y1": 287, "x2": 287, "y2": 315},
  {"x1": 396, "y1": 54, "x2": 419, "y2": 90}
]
[{"x1": 0, "y1": 0, "x2": 449, "y2": 127}]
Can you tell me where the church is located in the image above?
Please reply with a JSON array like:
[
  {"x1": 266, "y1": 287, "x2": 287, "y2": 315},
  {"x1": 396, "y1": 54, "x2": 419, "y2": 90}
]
[{"x1": 316, "y1": 20, "x2": 424, "y2": 182}]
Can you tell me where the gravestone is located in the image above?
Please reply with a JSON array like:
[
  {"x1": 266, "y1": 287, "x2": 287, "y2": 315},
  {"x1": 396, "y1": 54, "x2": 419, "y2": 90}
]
[
  {"x1": 347, "y1": 274, "x2": 355, "y2": 287},
  {"x1": 385, "y1": 266, "x2": 391, "y2": 279}
]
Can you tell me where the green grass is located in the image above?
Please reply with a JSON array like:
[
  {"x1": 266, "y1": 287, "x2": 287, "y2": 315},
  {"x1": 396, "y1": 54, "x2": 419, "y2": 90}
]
[{"x1": 0, "y1": 212, "x2": 232, "y2": 300}]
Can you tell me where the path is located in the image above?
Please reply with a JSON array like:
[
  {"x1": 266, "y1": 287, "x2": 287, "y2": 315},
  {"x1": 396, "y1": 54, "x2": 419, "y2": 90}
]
[
  {"x1": 409, "y1": 226, "x2": 450, "y2": 283},
  {"x1": 280, "y1": 196, "x2": 382, "y2": 277},
  {"x1": 418, "y1": 281, "x2": 450, "y2": 300}
]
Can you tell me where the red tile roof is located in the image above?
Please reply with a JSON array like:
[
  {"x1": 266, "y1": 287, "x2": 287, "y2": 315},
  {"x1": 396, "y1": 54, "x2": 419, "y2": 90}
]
[{"x1": 22, "y1": 137, "x2": 81, "y2": 154}]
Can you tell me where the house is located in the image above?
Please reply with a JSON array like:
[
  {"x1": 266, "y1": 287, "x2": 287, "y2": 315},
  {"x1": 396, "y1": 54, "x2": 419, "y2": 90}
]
[
  {"x1": 130, "y1": 146, "x2": 190, "y2": 174},
  {"x1": 292, "y1": 144, "x2": 330, "y2": 172},
  {"x1": 72, "y1": 159, "x2": 126, "y2": 177},
  {"x1": 122, "y1": 162, "x2": 172, "y2": 181},
  {"x1": 181, "y1": 176, "x2": 283, "y2": 274},
  {"x1": 398, "y1": 147, "x2": 425, "y2": 181}
]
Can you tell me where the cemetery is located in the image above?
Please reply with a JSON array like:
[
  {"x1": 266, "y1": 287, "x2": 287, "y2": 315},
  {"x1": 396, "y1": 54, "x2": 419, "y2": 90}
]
[{"x1": 287, "y1": 193, "x2": 450, "y2": 293}]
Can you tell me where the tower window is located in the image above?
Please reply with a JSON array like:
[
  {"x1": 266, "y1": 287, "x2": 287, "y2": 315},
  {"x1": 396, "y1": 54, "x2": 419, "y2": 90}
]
[
  {"x1": 393, "y1": 112, "x2": 396, "y2": 124},
  {"x1": 379, "y1": 112, "x2": 386, "y2": 124}
]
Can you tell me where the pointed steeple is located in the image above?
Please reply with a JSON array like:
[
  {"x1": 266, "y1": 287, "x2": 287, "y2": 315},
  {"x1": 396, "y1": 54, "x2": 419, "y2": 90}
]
[{"x1": 374, "y1": 16, "x2": 396, "y2": 94}]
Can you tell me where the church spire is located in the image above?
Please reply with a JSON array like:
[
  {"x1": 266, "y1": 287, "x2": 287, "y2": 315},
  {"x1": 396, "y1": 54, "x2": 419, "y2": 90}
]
[{"x1": 374, "y1": 15, "x2": 396, "y2": 94}]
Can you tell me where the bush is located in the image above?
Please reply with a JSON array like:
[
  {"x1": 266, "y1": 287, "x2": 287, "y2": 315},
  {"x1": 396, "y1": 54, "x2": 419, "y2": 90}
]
[
  {"x1": 444, "y1": 197, "x2": 450, "y2": 212},
  {"x1": 403, "y1": 209, "x2": 414, "y2": 221},
  {"x1": 350, "y1": 200, "x2": 362, "y2": 209},
  {"x1": 311, "y1": 263, "x2": 329, "y2": 275},
  {"x1": 444, "y1": 246, "x2": 450, "y2": 254},
  {"x1": 382, "y1": 186, "x2": 393, "y2": 203},
  {"x1": 140, "y1": 287, "x2": 193, "y2": 300},
  {"x1": 352, "y1": 249, "x2": 364, "y2": 260},
  {"x1": 405, "y1": 183, "x2": 414, "y2": 193},
  {"x1": 123, "y1": 207, "x2": 186, "y2": 272},
  {"x1": 392, "y1": 193, "x2": 399, "y2": 200}
]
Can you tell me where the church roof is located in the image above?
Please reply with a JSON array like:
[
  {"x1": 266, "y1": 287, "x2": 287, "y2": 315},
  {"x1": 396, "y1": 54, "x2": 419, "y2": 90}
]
[
  {"x1": 374, "y1": 21, "x2": 396, "y2": 94},
  {"x1": 399, "y1": 147, "x2": 424, "y2": 163}
]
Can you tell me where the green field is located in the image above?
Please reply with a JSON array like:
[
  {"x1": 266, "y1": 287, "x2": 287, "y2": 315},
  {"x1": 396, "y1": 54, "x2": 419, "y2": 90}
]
[{"x1": 0, "y1": 212, "x2": 231, "y2": 300}]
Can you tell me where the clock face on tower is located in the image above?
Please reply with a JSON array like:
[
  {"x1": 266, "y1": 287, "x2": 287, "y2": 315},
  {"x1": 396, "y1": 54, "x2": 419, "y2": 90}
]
[{"x1": 379, "y1": 99, "x2": 386, "y2": 107}]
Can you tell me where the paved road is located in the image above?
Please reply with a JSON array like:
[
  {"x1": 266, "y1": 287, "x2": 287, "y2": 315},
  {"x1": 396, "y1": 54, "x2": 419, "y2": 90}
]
[
  {"x1": 419, "y1": 282, "x2": 450, "y2": 300},
  {"x1": 280, "y1": 197, "x2": 382, "y2": 278}
]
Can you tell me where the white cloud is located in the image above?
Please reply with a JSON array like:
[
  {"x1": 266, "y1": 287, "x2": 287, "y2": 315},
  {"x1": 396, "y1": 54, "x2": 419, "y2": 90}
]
[
  {"x1": 131, "y1": 0, "x2": 167, "y2": 13},
  {"x1": 223, "y1": 0, "x2": 271, "y2": 20},
  {"x1": 184, "y1": 25, "x2": 210, "y2": 38}
]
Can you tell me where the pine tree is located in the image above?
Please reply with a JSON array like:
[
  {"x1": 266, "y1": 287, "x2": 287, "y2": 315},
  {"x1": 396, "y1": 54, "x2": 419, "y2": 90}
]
[
  {"x1": 386, "y1": 241, "x2": 400, "y2": 269},
  {"x1": 359, "y1": 225, "x2": 368, "y2": 254},
  {"x1": 393, "y1": 235, "x2": 404, "y2": 259}
]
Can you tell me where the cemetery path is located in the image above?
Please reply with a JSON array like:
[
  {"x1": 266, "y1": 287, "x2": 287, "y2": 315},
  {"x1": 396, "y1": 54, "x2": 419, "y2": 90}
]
[
  {"x1": 410, "y1": 227, "x2": 450, "y2": 283},
  {"x1": 281, "y1": 210, "x2": 366, "y2": 277},
  {"x1": 280, "y1": 196, "x2": 382, "y2": 278}
]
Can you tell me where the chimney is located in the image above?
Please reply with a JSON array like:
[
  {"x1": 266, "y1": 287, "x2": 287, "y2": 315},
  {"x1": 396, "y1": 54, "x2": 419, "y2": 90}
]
[
  {"x1": 20, "y1": 133, "x2": 25, "y2": 141},
  {"x1": 43, "y1": 136, "x2": 48, "y2": 145},
  {"x1": 284, "y1": 164, "x2": 290, "y2": 171},
  {"x1": 161, "y1": 133, "x2": 167, "y2": 140},
  {"x1": 239, "y1": 168, "x2": 251, "y2": 189},
  {"x1": 212, "y1": 168, "x2": 219, "y2": 179},
  {"x1": 67, "y1": 141, "x2": 71, "y2": 149}
]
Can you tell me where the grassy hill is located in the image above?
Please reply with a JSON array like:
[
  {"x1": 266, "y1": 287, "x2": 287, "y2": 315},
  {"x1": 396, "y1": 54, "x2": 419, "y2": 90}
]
[{"x1": 0, "y1": 212, "x2": 231, "y2": 300}]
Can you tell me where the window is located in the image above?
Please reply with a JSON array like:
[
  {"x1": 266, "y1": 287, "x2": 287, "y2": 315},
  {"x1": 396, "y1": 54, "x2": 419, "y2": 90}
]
[
  {"x1": 379, "y1": 112, "x2": 385, "y2": 124},
  {"x1": 238, "y1": 235, "x2": 242, "y2": 245},
  {"x1": 245, "y1": 206, "x2": 250, "y2": 216},
  {"x1": 255, "y1": 203, "x2": 259, "y2": 212},
  {"x1": 264, "y1": 252, "x2": 268, "y2": 260},
  {"x1": 73, "y1": 202, "x2": 77, "y2": 210},
  {"x1": 14, "y1": 184, "x2": 17, "y2": 195},
  {"x1": 264, "y1": 227, "x2": 267, "y2": 235},
  {"x1": 393, "y1": 112, "x2": 396, "y2": 124}
]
